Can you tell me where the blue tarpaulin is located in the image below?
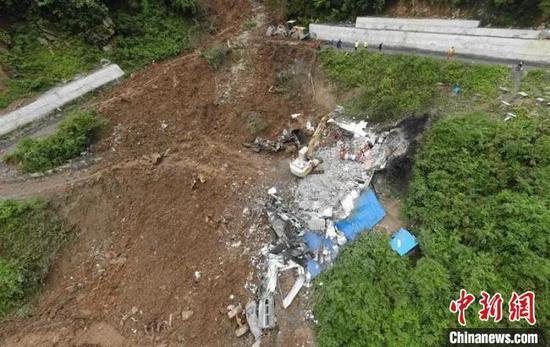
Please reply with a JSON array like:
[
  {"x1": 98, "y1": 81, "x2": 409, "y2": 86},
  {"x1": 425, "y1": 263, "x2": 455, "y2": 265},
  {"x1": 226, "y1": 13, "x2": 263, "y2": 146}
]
[
  {"x1": 390, "y1": 228, "x2": 418, "y2": 256},
  {"x1": 304, "y1": 232, "x2": 335, "y2": 252},
  {"x1": 304, "y1": 232, "x2": 323, "y2": 251},
  {"x1": 335, "y1": 190, "x2": 386, "y2": 241},
  {"x1": 307, "y1": 259, "x2": 322, "y2": 279}
]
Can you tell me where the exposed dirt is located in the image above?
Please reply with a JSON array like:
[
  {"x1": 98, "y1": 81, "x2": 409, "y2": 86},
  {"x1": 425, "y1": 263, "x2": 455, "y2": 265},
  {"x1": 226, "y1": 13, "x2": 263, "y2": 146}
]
[{"x1": 0, "y1": 0, "x2": 321, "y2": 346}]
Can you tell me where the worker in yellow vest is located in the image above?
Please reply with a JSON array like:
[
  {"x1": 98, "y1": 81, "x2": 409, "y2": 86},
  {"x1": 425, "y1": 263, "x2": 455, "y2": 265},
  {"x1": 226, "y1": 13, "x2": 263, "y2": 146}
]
[{"x1": 363, "y1": 41, "x2": 368, "y2": 49}]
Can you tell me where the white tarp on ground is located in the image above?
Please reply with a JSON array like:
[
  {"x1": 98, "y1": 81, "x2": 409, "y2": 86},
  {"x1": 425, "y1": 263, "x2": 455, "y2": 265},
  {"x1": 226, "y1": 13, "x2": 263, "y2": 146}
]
[{"x1": 0, "y1": 64, "x2": 124, "y2": 137}]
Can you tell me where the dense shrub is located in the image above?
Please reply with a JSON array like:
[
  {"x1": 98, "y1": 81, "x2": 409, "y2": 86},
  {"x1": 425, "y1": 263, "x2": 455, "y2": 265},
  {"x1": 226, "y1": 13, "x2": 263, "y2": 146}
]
[
  {"x1": 285, "y1": 0, "x2": 549, "y2": 25},
  {"x1": 109, "y1": 6, "x2": 195, "y2": 69},
  {"x1": 0, "y1": 259, "x2": 25, "y2": 315},
  {"x1": 314, "y1": 113, "x2": 550, "y2": 346},
  {"x1": 5, "y1": 111, "x2": 105, "y2": 173},
  {"x1": 0, "y1": 199, "x2": 65, "y2": 316},
  {"x1": 0, "y1": 0, "x2": 200, "y2": 31},
  {"x1": 287, "y1": 0, "x2": 386, "y2": 23}
]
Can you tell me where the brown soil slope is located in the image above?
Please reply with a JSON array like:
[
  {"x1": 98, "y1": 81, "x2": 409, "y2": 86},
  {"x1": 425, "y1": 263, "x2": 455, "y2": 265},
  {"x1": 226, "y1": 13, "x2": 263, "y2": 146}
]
[{"x1": 0, "y1": 0, "x2": 319, "y2": 345}]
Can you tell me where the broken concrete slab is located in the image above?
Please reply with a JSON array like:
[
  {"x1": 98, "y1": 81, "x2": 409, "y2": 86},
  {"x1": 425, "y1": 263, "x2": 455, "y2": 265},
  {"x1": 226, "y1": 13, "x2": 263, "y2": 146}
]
[
  {"x1": 282, "y1": 267, "x2": 306, "y2": 308},
  {"x1": 258, "y1": 295, "x2": 276, "y2": 329},
  {"x1": 245, "y1": 301, "x2": 262, "y2": 341},
  {"x1": 0, "y1": 64, "x2": 124, "y2": 137},
  {"x1": 517, "y1": 91, "x2": 529, "y2": 97},
  {"x1": 306, "y1": 214, "x2": 325, "y2": 231}
]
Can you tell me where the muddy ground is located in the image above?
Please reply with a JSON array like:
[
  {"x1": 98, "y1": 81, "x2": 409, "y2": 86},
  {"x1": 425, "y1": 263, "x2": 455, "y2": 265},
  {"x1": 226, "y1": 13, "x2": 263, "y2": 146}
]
[{"x1": 0, "y1": 0, "x2": 325, "y2": 346}]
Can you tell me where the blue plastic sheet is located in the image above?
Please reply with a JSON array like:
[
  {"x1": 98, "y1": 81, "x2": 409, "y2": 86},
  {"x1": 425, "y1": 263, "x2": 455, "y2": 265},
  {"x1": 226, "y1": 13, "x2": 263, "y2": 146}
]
[
  {"x1": 307, "y1": 260, "x2": 322, "y2": 279},
  {"x1": 304, "y1": 232, "x2": 336, "y2": 255},
  {"x1": 335, "y1": 190, "x2": 385, "y2": 241},
  {"x1": 304, "y1": 232, "x2": 323, "y2": 251}
]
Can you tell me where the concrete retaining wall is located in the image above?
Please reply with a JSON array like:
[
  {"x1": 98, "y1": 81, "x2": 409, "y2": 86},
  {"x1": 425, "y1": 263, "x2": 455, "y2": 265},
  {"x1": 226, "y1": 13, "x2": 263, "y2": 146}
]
[
  {"x1": 357, "y1": 23, "x2": 539, "y2": 39},
  {"x1": 355, "y1": 17, "x2": 540, "y2": 39},
  {"x1": 310, "y1": 24, "x2": 550, "y2": 64},
  {"x1": 356, "y1": 17, "x2": 480, "y2": 30},
  {"x1": 0, "y1": 64, "x2": 124, "y2": 137}
]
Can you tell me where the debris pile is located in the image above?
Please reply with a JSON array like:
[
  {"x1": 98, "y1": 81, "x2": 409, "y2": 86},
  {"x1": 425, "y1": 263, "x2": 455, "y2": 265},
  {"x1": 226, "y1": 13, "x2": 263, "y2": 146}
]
[
  {"x1": 238, "y1": 107, "x2": 419, "y2": 342},
  {"x1": 243, "y1": 129, "x2": 302, "y2": 153},
  {"x1": 265, "y1": 20, "x2": 309, "y2": 40}
]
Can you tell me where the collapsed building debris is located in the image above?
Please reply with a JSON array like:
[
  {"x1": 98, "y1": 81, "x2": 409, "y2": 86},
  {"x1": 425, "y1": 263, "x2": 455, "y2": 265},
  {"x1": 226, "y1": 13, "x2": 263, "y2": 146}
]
[
  {"x1": 243, "y1": 129, "x2": 302, "y2": 153},
  {"x1": 266, "y1": 20, "x2": 309, "y2": 40},
  {"x1": 241, "y1": 106, "x2": 421, "y2": 340}
]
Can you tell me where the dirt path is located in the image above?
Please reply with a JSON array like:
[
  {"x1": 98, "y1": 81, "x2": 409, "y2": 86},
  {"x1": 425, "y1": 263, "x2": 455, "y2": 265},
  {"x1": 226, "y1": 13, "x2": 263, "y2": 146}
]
[{"x1": 0, "y1": 0, "x2": 319, "y2": 346}]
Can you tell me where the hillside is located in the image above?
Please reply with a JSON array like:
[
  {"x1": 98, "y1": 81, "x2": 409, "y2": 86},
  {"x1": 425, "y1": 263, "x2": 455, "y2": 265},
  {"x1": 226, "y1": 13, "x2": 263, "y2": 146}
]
[{"x1": 287, "y1": 0, "x2": 549, "y2": 27}]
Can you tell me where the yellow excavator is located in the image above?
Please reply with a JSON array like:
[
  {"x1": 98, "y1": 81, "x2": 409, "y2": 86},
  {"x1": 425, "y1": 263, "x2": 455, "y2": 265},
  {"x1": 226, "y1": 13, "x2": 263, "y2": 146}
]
[{"x1": 289, "y1": 114, "x2": 330, "y2": 177}]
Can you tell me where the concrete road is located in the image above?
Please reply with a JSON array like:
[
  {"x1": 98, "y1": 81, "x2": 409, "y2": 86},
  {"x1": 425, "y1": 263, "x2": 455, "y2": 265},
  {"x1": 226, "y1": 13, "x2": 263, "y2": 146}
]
[{"x1": 327, "y1": 42, "x2": 548, "y2": 70}]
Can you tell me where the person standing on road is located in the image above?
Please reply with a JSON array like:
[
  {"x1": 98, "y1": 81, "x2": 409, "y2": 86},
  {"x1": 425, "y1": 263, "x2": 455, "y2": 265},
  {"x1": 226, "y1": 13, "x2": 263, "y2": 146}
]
[
  {"x1": 378, "y1": 42, "x2": 383, "y2": 51},
  {"x1": 447, "y1": 46, "x2": 456, "y2": 59},
  {"x1": 355, "y1": 40, "x2": 359, "y2": 52},
  {"x1": 516, "y1": 61, "x2": 524, "y2": 71},
  {"x1": 336, "y1": 39, "x2": 342, "y2": 49},
  {"x1": 364, "y1": 40, "x2": 368, "y2": 49}
]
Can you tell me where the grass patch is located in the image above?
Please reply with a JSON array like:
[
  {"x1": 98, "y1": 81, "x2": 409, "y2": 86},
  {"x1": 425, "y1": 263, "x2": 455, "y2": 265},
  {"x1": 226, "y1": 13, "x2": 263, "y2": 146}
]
[
  {"x1": 5, "y1": 110, "x2": 105, "y2": 173},
  {"x1": 0, "y1": 5, "x2": 196, "y2": 109},
  {"x1": 314, "y1": 112, "x2": 550, "y2": 346},
  {"x1": 519, "y1": 69, "x2": 550, "y2": 98},
  {"x1": 243, "y1": 20, "x2": 257, "y2": 31},
  {"x1": 319, "y1": 49, "x2": 510, "y2": 121},
  {"x1": 202, "y1": 45, "x2": 229, "y2": 71},
  {"x1": 0, "y1": 26, "x2": 102, "y2": 109},
  {"x1": 0, "y1": 199, "x2": 66, "y2": 317}
]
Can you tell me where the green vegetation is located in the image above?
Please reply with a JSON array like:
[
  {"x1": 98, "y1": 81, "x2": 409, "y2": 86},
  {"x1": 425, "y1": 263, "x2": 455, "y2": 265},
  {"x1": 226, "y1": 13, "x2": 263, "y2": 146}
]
[
  {"x1": 5, "y1": 110, "x2": 105, "y2": 173},
  {"x1": 287, "y1": 0, "x2": 385, "y2": 24},
  {"x1": 320, "y1": 49, "x2": 509, "y2": 120},
  {"x1": 0, "y1": 27, "x2": 102, "y2": 108},
  {"x1": 243, "y1": 20, "x2": 257, "y2": 31},
  {"x1": 203, "y1": 45, "x2": 230, "y2": 71},
  {"x1": 0, "y1": 1, "x2": 199, "y2": 109},
  {"x1": 315, "y1": 113, "x2": 550, "y2": 346},
  {"x1": 287, "y1": 0, "x2": 549, "y2": 26},
  {"x1": 0, "y1": 199, "x2": 65, "y2": 317},
  {"x1": 107, "y1": 6, "x2": 196, "y2": 69},
  {"x1": 0, "y1": 0, "x2": 200, "y2": 35},
  {"x1": 520, "y1": 69, "x2": 550, "y2": 98}
]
